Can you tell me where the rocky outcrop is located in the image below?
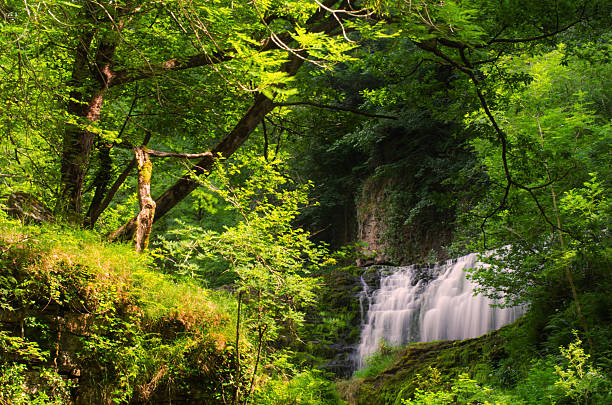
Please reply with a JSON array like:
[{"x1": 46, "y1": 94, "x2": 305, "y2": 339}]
[
  {"x1": 355, "y1": 171, "x2": 454, "y2": 266},
  {"x1": 338, "y1": 327, "x2": 510, "y2": 405},
  {"x1": 356, "y1": 178, "x2": 392, "y2": 266}
]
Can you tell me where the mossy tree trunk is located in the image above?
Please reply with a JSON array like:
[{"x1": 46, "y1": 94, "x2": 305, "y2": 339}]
[{"x1": 133, "y1": 146, "x2": 155, "y2": 253}]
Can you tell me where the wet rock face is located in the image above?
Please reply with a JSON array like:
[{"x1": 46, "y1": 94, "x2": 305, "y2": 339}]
[
  {"x1": 5, "y1": 192, "x2": 53, "y2": 223},
  {"x1": 310, "y1": 267, "x2": 383, "y2": 378},
  {"x1": 356, "y1": 179, "x2": 390, "y2": 266}
]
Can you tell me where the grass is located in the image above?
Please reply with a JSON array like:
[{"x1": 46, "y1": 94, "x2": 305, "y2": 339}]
[
  {"x1": 0, "y1": 218, "x2": 238, "y2": 337},
  {"x1": 353, "y1": 343, "x2": 407, "y2": 379},
  {"x1": 0, "y1": 216, "x2": 246, "y2": 403}
]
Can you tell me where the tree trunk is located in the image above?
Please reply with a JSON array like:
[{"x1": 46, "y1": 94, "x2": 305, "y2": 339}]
[
  {"x1": 109, "y1": 54, "x2": 309, "y2": 242},
  {"x1": 56, "y1": 29, "x2": 95, "y2": 220},
  {"x1": 57, "y1": 30, "x2": 118, "y2": 221},
  {"x1": 132, "y1": 146, "x2": 155, "y2": 252},
  {"x1": 84, "y1": 143, "x2": 112, "y2": 227}
]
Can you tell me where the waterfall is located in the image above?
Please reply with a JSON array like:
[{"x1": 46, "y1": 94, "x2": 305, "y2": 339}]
[{"x1": 356, "y1": 253, "x2": 525, "y2": 368}]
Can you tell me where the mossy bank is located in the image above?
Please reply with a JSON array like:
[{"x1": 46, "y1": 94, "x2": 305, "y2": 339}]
[{"x1": 0, "y1": 220, "x2": 244, "y2": 404}]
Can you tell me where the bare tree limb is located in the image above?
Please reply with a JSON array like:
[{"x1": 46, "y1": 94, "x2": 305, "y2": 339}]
[
  {"x1": 147, "y1": 150, "x2": 213, "y2": 159},
  {"x1": 113, "y1": 141, "x2": 213, "y2": 159}
]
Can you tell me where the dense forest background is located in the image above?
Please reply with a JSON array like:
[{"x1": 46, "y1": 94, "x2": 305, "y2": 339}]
[{"x1": 0, "y1": 0, "x2": 610, "y2": 404}]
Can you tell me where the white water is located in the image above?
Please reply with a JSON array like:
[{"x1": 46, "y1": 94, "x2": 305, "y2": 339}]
[{"x1": 356, "y1": 253, "x2": 525, "y2": 368}]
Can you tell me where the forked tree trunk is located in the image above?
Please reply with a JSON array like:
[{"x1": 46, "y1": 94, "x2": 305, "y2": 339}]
[{"x1": 133, "y1": 146, "x2": 155, "y2": 252}]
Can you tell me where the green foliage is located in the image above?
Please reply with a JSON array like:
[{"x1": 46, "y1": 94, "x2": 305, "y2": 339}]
[
  {"x1": 252, "y1": 368, "x2": 344, "y2": 405},
  {"x1": 0, "y1": 363, "x2": 73, "y2": 405},
  {"x1": 340, "y1": 333, "x2": 510, "y2": 405},
  {"x1": 353, "y1": 342, "x2": 405, "y2": 379},
  {"x1": 0, "y1": 322, "x2": 73, "y2": 404},
  {"x1": 554, "y1": 332, "x2": 611, "y2": 404},
  {"x1": 463, "y1": 44, "x2": 612, "y2": 308},
  {"x1": 156, "y1": 153, "x2": 334, "y2": 400},
  {"x1": 511, "y1": 358, "x2": 560, "y2": 404},
  {"x1": 0, "y1": 217, "x2": 241, "y2": 403},
  {"x1": 0, "y1": 331, "x2": 47, "y2": 362},
  {"x1": 559, "y1": 174, "x2": 611, "y2": 257},
  {"x1": 1, "y1": 1, "x2": 611, "y2": 404},
  {"x1": 403, "y1": 373, "x2": 519, "y2": 405},
  {"x1": 290, "y1": 51, "x2": 481, "y2": 263},
  {"x1": 0, "y1": 0, "x2": 377, "y2": 224},
  {"x1": 159, "y1": 154, "x2": 328, "y2": 338}
]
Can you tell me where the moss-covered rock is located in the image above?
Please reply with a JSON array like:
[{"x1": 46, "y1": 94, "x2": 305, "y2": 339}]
[
  {"x1": 338, "y1": 327, "x2": 511, "y2": 405},
  {"x1": 301, "y1": 265, "x2": 383, "y2": 377}
]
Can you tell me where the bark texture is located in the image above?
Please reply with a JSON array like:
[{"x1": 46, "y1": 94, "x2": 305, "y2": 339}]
[
  {"x1": 132, "y1": 146, "x2": 155, "y2": 252},
  {"x1": 58, "y1": 31, "x2": 118, "y2": 220},
  {"x1": 84, "y1": 143, "x2": 112, "y2": 227},
  {"x1": 57, "y1": 29, "x2": 95, "y2": 219}
]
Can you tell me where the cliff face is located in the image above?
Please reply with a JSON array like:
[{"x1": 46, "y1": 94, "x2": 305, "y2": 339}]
[
  {"x1": 355, "y1": 177, "x2": 454, "y2": 266},
  {"x1": 356, "y1": 178, "x2": 391, "y2": 265},
  {"x1": 0, "y1": 223, "x2": 240, "y2": 404},
  {"x1": 354, "y1": 128, "x2": 459, "y2": 266}
]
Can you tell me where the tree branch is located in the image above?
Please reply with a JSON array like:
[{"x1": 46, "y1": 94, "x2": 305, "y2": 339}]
[
  {"x1": 413, "y1": 39, "x2": 582, "y2": 245},
  {"x1": 107, "y1": 30, "x2": 295, "y2": 89},
  {"x1": 108, "y1": 51, "x2": 231, "y2": 88},
  {"x1": 488, "y1": 15, "x2": 585, "y2": 44},
  {"x1": 109, "y1": 6, "x2": 352, "y2": 242},
  {"x1": 274, "y1": 101, "x2": 397, "y2": 119},
  {"x1": 114, "y1": 141, "x2": 213, "y2": 159},
  {"x1": 147, "y1": 149, "x2": 213, "y2": 159}
]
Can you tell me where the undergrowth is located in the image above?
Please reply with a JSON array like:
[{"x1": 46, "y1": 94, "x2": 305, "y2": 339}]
[
  {"x1": 342, "y1": 325, "x2": 612, "y2": 405},
  {"x1": 353, "y1": 342, "x2": 406, "y2": 379},
  {"x1": 0, "y1": 217, "x2": 245, "y2": 404}
]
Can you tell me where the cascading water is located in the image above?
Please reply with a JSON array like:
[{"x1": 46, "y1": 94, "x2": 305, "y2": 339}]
[{"x1": 356, "y1": 253, "x2": 525, "y2": 368}]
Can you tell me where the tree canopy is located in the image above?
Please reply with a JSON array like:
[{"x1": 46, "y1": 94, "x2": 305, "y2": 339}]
[{"x1": 0, "y1": 1, "x2": 611, "y2": 402}]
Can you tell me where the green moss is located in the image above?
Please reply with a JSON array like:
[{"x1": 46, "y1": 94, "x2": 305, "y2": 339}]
[
  {"x1": 140, "y1": 159, "x2": 153, "y2": 184},
  {"x1": 340, "y1": 328, "x2": 512, "y2": 405}
]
